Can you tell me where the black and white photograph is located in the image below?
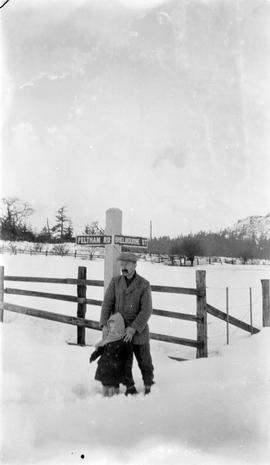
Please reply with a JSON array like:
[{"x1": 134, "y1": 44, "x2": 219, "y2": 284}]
[{"x1": 1, "y1": 0, "x2": 270, "y2": 464}]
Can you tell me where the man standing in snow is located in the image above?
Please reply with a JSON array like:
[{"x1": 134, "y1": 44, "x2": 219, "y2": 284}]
[{"x1": 100, "y1": 252, "x2": 154, "y2": 395}]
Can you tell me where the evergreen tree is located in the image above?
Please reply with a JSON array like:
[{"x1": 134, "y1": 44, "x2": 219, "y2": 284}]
[
  {"x1": 63, "y1": 222, "x2": 74, "y2": 241},
  {"x1": 52, "y1": 207, "x2": 70, "y2": 241}
]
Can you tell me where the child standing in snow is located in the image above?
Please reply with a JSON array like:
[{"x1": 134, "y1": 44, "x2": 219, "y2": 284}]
[{"x1": 89, "y1": 313, "x2": 134, "y2": 397}]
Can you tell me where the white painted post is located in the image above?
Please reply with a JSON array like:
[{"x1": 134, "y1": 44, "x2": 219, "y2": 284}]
[
  {"x1": 0, "y1": 266, "x2": 4, "y2": 322},
  {"x1": 104, "y1": 208, "x2": 122, "y2": 293}
]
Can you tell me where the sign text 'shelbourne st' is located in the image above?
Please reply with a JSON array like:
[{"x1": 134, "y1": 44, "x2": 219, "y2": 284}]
[{"x1": 114, "y1": 235, "x2": 148, "y2": 248}]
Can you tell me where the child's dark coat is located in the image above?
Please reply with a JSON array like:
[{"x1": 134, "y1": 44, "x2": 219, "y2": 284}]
[{"x1": 90, "y1": 339, "x2": 134, "y2": 388}]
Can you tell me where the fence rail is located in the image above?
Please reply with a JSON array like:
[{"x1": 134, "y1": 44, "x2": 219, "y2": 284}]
[
  {"x1": 4, "y1": 276, "x2": 104, "y2": 286},
  {"x1": 2, "y1": 302, "x2": 202, "y2": 349},
  {"x1": 1, "y1": 266, "x2": 205, "y2": 356},
  {"x1": 3, "y1": 302, "x2": 101, "y2": 330},
  {"x1": 206, "y1": 303, "x2": 260, "y2": 334},
  {"x1": 4, "y1": 287, "x2": 202, "y2": 322},
  {"x1": 1, "y1": 266, "x2": 267, "y2": 357},
  {"x1": 151, "y1": 285, "x2": 197, "y2": 295}
]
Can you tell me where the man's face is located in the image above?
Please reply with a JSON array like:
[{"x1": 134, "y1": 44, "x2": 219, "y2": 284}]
[{"x1": 119, "y1": 260, "x2": 136, "y2": 279}]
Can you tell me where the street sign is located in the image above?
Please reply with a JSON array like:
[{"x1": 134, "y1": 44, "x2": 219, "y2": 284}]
[
  {"x1": 114, "y1": 235, "x2": 148, "y2": 248},
  {"x1": 77, "y1": 233, "x2": 148, "y2": 248},
  {"x1": 76, "y1": 235, "x2": 112, "y2": 246}
]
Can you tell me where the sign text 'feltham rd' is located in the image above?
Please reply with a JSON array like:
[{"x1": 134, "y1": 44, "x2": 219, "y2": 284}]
[
  {"x1": 76, "y1": 235, "x2": 148, "y2": 248},
  {"x1": 76, "y1": 235, "x2": 112, "y2": 246}
]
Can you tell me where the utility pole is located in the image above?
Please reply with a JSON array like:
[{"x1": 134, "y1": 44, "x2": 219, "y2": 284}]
[{"x1": 149, "y1": 220, "x2": 153, "y2": 263}]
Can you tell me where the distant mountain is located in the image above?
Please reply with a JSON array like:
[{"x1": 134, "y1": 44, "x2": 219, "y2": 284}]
[{"x1": 226, "y1": 213, "x2": 270, "y2": 240}]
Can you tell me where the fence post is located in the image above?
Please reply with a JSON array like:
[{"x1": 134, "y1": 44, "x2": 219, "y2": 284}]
[
  {"x1": 77, "y1": 266, "x2": 87, "y2": 345},
  {"x1": 261, "y1": 279, "x2": 270, "y2": 327},
  {"x1": 226, "y1": 287, "x2": 229, "y2": 345},
  {"x1": 249, "y1": 287, "x2": 253, "y2": 335},
  {"x1": 196, "y1": 270, "x2": 208, "y2": 358},
  {"x1": 0, "y1": 266, "x2": 4, "y2": 322}
]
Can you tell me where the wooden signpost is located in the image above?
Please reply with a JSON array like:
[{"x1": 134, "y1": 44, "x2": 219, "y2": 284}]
[
  {"x1": 76, "y1": 208, "x2": 148, "y2": 292},
  {"x1": 103, "y1": 208, "x2": 122, "y2": 293}
]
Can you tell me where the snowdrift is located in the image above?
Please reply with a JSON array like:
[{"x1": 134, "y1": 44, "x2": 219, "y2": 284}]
[{"x1": 1, "y1": 315, "x2": 269, "y2": 465}]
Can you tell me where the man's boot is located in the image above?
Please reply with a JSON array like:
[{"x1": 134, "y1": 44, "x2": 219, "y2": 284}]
[
  {"x1": 125, "y1": 385, "x2": 138, "y2": 396},
  {"x1": 144, "y1": 385, "x2": 151, "y2": 395}
]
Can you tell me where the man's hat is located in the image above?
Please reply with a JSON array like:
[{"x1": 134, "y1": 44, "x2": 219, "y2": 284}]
[{"x1": 117, "y1": 252, "x2": 139, "y2": 263}]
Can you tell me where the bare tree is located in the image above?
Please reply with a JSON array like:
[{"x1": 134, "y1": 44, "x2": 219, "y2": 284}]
[
  {"x1": 83, "y1": 221, "x2": 104, "y2": 234},
  {"x1": 0, "y1": 197, "x2": 34, "y2": 240},
  {"x1": 180, "y1": 236, "x2": 202, "y2": 266},
  {"x1": 82, "y1": 221, "x2": 104, "y2": 260},
  {"x1": 169, "y1": 235, "x2": 202, "y2": 266}
]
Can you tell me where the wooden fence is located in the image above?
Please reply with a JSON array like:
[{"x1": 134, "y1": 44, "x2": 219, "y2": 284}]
[{"x1": 0, "y1": 266, "x2": 266, "y2": 359}]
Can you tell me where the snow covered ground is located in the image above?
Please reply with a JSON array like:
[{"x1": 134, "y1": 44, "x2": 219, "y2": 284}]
[{"x1": 0, "y1": 254, "x2": 270, "y2": 465}]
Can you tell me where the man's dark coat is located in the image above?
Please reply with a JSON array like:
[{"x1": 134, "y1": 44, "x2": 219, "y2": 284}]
[{"x1": 100, "y1": 273, "x2": 152, "y2": 345}]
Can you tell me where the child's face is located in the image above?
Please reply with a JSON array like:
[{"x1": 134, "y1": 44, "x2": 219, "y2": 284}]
[{"x1": 108, "y1": 320, "x2": 117, "y2": 335}]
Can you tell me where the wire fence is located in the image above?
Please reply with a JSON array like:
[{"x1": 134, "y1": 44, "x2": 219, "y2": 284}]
[
  {"x1": 207, "y1": 289, "x2": 263, "y2": 341},
  {"x1": 1, "y1": 244, "x2": 270, "y2": 267},
  {"x1": 0, "y1": 246, "x2": 104, "y2": 261}
]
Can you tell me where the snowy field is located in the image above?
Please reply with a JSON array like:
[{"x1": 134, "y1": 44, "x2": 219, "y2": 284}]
[{"x1": 0, "y1": 254, "x2": 270, "y2": 465}]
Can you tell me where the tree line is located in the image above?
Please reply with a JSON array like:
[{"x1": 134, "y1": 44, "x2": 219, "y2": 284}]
[
  {"x1": 1, "y1": 197, "x2": 269, "y2": 262},
  {"x1": 150, "y1": 231, "x2": 270, "y2": 264},
  {"x1": 0, "y1": 197, "x2": 103, "y2": 243}
]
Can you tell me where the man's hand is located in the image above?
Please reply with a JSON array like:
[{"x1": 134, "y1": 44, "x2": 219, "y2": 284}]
[{"x1": 124, "y1": 326, "x2": 136, "y2": 342}]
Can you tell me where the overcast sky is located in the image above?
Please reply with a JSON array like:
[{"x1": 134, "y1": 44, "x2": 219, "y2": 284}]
[{"x1": 1, "y1": 0, "x2": 270, "y2": 237}]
